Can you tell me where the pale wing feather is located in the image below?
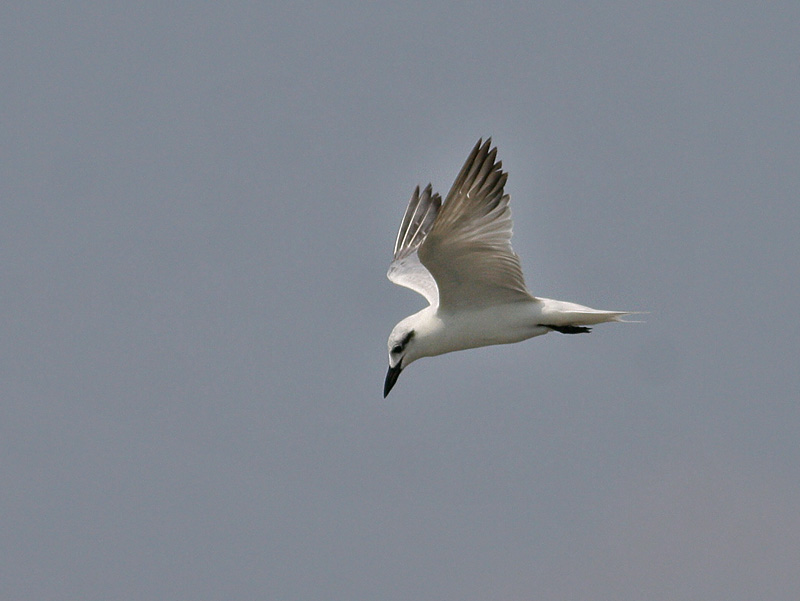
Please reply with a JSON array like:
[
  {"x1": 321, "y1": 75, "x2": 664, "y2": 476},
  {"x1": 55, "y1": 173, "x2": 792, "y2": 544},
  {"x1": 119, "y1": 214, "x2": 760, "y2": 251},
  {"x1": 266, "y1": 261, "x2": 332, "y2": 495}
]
[
  {"x1": 387, "y1": 184, "x2": 441, "y2": 306},
  {"x1": 418, "y1": 139, "x2": 533, "y2": 310}
]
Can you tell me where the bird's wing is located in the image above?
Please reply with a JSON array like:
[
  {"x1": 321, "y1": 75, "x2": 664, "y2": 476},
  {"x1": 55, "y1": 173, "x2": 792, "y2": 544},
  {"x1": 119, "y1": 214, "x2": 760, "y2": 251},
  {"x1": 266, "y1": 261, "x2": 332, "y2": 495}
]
[
  {"x1": 387, "y1": 184, "x2": 441, "y2": 306},
  {"x1": 418, "y1": 138, "x2": 533, "y2": 310}
]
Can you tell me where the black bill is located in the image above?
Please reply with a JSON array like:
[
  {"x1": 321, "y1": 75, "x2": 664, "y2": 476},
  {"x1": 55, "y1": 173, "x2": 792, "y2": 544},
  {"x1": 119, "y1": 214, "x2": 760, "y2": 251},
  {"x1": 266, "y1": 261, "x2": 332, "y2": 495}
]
[{"x1": 383, "y1": 364, "x2": 403, "y2": 398}]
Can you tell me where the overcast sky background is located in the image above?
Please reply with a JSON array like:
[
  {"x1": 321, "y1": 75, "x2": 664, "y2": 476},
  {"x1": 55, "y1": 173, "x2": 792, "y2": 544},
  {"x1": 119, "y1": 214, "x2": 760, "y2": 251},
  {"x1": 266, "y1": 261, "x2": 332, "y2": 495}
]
[{"x1": 3, "y1": 2, "x2": 800, "y2": 600}]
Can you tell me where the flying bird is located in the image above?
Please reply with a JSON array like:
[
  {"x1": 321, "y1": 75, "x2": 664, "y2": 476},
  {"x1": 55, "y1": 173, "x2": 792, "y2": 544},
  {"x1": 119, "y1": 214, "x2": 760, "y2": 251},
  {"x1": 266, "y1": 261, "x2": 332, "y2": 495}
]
[{"x1": 384, "y1": 138, "x2": 635, "y2": 397}]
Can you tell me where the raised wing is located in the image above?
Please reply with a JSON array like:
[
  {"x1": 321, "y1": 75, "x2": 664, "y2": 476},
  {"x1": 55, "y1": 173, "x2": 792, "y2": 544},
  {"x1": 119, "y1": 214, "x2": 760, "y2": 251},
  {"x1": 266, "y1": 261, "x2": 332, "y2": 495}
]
[
  {"x1": 387, "y1": 184, "x2": 441, "y2": 306},
  {"x1": 418, "y1": 138, "x2": 533, "y2": 310}
]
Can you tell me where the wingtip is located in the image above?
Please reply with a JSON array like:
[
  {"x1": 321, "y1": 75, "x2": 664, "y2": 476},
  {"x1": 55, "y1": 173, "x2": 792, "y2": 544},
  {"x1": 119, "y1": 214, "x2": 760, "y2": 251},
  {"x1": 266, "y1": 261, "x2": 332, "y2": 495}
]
[{"x1": 473, "y1": 137, "x2": 494, "y2": 153}]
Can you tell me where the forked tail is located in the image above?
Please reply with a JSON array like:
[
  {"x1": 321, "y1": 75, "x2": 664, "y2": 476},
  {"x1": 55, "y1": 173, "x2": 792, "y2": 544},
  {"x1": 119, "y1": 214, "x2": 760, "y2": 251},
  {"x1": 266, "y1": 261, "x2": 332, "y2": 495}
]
[{"x1": 538, "y1": 298, "x2": 644, "y2": 327}]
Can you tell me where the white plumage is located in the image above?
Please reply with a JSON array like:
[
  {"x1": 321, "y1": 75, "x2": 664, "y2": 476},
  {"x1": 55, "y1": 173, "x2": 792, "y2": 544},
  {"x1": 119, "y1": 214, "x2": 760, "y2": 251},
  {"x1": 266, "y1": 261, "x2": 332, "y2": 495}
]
[{"x1": 384, "y1": 139, "x2": 634, "y2": 397}]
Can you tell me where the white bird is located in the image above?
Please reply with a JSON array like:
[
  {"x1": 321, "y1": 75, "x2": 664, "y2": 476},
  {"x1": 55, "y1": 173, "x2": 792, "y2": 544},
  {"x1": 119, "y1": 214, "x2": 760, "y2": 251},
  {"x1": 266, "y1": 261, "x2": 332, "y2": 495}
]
[{"x1": 384, "y1": 138, "x2": 635, "y2": 397}]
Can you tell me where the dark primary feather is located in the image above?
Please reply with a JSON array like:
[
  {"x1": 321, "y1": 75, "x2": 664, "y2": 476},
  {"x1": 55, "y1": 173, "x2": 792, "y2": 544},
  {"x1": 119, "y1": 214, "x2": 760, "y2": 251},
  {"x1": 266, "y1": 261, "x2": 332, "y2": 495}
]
[
  {"x1": 387, "y1": 184, "x2": 442, "y2": 306},
  {"x1": 393, "y1": 184, "x2": 441, "y2": 260},
  {"x1": 418, "y1": 138, "x2": 532, "y2": 309}
]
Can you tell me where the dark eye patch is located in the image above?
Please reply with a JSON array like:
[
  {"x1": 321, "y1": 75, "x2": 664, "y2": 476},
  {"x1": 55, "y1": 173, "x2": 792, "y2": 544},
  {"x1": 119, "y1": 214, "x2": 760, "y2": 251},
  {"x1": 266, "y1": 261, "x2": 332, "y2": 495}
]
[{"x1": 391, "y1": 330, "x2": 414, "y2": 355}]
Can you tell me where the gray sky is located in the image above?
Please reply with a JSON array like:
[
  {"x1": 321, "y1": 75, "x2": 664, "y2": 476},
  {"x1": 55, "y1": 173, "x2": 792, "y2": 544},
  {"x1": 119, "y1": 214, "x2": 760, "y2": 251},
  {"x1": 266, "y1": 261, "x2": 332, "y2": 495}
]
[{"x1": 3, "y1": 2, "x2": 799, "y2": 600}]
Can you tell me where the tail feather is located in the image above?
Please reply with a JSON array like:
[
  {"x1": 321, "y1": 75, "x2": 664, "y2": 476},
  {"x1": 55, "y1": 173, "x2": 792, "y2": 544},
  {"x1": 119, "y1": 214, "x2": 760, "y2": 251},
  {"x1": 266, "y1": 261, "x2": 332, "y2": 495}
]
[
  {"x1": 538, "y1": 298, "x2": 646, "y2": 326},
  {"x1": 565, "y1": 311, "x2": 647, "y2": 325},
  {"x1": 613, "y1": 312, "x2": 648, "y2": 324},
  {"x1": 560, "y1": 310, "x2": 630, "y2": 326}
]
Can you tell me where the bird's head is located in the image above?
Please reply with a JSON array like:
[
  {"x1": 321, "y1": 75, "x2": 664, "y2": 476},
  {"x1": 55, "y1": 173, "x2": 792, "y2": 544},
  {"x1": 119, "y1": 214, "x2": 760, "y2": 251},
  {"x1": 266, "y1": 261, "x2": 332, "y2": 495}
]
[{"x1": 384, "y1": 321, "x2": 418, "y2": 398}]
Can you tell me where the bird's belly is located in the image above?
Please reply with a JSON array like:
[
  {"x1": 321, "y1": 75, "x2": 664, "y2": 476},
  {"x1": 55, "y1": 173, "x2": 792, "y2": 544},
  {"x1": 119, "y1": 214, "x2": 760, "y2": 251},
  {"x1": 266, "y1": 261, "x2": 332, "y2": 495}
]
[{"x1": 437, "y1": 304, "x2": 547, "y2": 353}]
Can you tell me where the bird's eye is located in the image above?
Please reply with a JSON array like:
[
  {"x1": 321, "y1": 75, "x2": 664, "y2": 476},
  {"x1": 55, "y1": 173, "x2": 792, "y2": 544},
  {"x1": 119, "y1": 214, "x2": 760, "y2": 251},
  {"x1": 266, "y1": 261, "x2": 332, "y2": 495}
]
[{"x1": 391, "y1": 345, "x2": 402, "y2": 354}]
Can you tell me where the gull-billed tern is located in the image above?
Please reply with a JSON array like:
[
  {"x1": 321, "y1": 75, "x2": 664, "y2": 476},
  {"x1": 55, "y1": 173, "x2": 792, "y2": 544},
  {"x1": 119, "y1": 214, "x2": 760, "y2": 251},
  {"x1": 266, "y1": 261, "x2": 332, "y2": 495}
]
[{"x1": 384, "y1": 138, "x2": 635, "y2": 397}]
